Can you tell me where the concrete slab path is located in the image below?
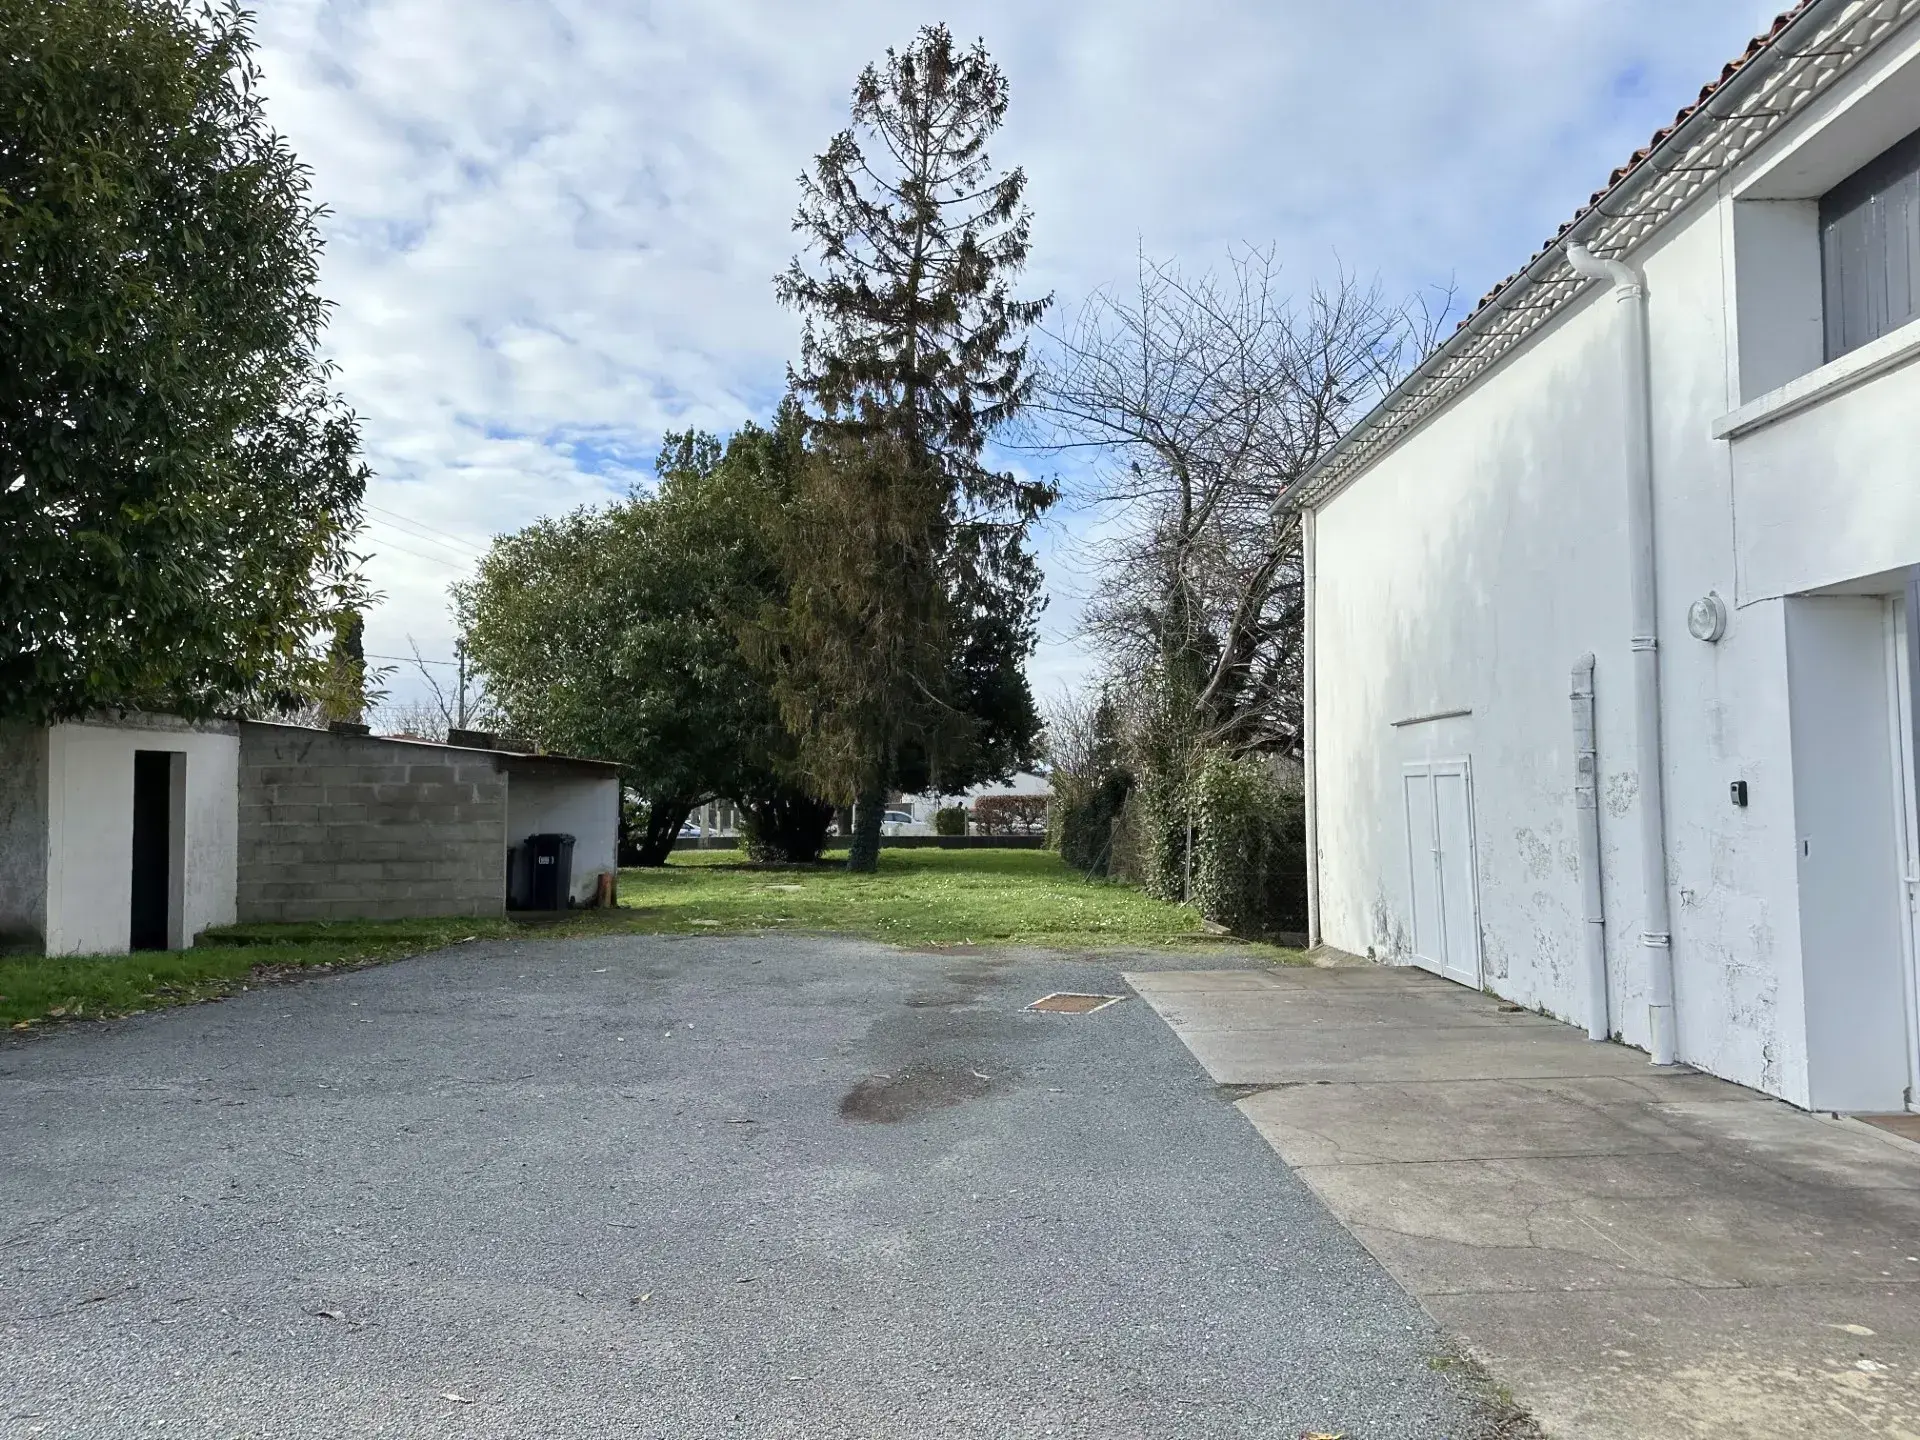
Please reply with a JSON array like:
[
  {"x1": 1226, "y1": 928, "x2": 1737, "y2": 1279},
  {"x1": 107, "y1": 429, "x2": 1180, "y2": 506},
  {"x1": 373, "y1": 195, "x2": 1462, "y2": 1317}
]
[{"x1": 1129, "y1": 963, "x2": 1920, "y2": 1440}]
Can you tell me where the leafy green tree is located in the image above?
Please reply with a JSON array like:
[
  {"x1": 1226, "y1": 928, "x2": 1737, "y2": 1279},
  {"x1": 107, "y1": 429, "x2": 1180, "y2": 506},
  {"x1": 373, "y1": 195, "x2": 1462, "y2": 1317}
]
[
  {"x1": 768, "y1": 23, "x2": 1052, "y2": 871},
  {"x1": 0, "y1": 0, "x2": 370, "y2": 723},
  {"x1": 320, "y1": 612, "x2": 368, "y2": 725},
  {"x1": 460, "y1": 417, "x2": 829, "y2": 865}
]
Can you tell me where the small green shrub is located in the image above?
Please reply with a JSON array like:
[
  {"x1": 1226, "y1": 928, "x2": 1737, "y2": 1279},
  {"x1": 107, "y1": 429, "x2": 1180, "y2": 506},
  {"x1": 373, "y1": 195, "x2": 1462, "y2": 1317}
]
[
  {"x1": 933, "y1": 805, "x2": 968, "y2": 836},
  {"x1": 973, "y1": 794, "x2": 1047, "y2": 835},
  {"x1": 738, "y1": 790, "x2": 836, "y2": 862}
]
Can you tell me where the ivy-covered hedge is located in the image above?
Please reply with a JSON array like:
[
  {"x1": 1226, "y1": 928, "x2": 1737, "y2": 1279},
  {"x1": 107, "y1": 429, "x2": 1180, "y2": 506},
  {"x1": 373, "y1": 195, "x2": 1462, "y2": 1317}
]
[
  {"x1": 1098, "y1": 751, "x2": 1307, "y2": 937},
  {"x1": 1125, "y1": 769, "x2": 1190, "y2": 903},
  {"x1": 1049, "y1": 772, "x2": 1128, "y2": 875},
  {"x1": 933, "y1": 805, "x2": 969, "y2": 836},
  {"x1": 1188, "y1": 752, "x2": 1307, "y2": 938}
]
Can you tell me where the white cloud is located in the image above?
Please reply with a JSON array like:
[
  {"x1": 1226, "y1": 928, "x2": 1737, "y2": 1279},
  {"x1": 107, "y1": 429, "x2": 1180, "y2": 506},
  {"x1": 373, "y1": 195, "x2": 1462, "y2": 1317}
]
[{"x1": 248, "y1": 0, "x2": 1789, "y2": 703}]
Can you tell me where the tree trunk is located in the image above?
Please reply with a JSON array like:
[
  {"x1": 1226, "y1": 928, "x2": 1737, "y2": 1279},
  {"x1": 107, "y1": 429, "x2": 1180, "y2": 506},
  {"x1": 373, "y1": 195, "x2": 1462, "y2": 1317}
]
[
  {"x1": 846, "y1": 790, "x2": 885, "y2": 873},
  {"x1": 633, "y1": 797, "x2": 695, "y2": 867}
]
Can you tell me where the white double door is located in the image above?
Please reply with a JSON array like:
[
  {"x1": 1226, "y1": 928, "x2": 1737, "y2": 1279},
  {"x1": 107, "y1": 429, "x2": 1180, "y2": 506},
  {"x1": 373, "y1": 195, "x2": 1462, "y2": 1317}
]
[{"x1": 1402, "y1": 759, "x2": 1483, "y2": 988}]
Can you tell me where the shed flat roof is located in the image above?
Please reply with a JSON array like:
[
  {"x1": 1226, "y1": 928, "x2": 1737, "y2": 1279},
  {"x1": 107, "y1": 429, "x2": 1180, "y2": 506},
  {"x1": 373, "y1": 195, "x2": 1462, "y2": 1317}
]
[{"x1": 237, "y1": 719, "x2": 622, "y2": 774}]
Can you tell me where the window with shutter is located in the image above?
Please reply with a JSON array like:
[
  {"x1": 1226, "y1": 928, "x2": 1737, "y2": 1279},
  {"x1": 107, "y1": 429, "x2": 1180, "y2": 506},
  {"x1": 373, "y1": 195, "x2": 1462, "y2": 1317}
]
[{"x1": 1820, "y1": 126, "x2": 1920, "y2": 361}]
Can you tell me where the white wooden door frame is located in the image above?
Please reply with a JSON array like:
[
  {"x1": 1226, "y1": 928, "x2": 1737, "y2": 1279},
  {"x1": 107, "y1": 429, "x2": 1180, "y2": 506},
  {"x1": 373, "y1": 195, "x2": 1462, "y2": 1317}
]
[
  {"x1": 1402, "y1": 766, "x2": 1443, "y2": 973},
  {"x1": 1888, "y1": 594, "x2": 1920, "y2": 1111},
  {"x1": 1401, "y1": 757, "x2": 1486, "y2": 989}
]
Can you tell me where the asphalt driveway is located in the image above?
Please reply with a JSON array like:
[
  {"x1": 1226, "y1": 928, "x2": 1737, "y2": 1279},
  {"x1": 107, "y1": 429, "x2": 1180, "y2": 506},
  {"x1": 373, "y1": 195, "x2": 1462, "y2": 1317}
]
[{"x1": 3, "y1": 935, "x2": 1503, "y2": 1438}]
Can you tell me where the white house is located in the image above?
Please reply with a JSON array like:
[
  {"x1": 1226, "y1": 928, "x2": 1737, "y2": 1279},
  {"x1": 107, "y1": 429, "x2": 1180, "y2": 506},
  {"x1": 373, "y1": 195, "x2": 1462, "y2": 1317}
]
[
  {"x1": 1294, "y1": 0, "x2": 1920, "y2": 1114},
  {"x1": 895, "y1": 771, "x2": 1050, "y2": 834},
  {"x1": 0, "y1": 714, "x2": 240, "y2": 956}
]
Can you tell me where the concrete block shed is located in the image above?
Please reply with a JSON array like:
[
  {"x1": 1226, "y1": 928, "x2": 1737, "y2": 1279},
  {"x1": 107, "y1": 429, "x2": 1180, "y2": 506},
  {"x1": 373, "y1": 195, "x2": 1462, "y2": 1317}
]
[
  {"x1": 0, "y1": 714, "x2": 239, "y2": 956},
  {"x1": 235, "y1": 722, "x2": 620, "y2": 923}
]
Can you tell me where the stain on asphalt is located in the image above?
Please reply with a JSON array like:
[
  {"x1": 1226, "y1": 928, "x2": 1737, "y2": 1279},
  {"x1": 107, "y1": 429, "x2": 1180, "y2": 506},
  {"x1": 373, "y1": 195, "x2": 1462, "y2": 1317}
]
[
  {"x1": 838, "y1": 1063, "x2": 999, "y2": 1122},
  {"x1": 899, "y1": 957, "x2": 1007, "y2": 1010}
]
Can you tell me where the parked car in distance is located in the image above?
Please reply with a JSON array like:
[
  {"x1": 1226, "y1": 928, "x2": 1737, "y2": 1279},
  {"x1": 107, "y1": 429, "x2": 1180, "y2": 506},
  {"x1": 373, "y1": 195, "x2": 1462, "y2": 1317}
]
[{"x1": 880, "y1": 809, "x2": 916, "y2": 836}]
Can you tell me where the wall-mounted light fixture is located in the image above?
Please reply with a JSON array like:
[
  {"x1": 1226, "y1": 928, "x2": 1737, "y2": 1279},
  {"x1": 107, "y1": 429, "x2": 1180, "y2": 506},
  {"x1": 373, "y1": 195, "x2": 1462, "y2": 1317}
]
[{"x1": 1687, "y1": 592, "x2": 1729, "y2": 643}]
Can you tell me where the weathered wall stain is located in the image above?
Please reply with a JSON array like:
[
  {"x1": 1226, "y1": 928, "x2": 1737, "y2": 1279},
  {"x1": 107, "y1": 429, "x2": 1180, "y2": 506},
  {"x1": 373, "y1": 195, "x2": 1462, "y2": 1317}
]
[{"x1": 1605, "y1": 771, "x2": 1638, "y2": 819}]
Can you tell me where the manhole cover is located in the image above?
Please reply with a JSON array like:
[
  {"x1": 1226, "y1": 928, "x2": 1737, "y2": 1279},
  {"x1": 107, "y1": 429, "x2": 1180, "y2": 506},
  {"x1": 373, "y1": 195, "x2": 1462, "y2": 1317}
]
[{"x1": 1025, "y1": 992, "x2": 1123, "y2": 1015}]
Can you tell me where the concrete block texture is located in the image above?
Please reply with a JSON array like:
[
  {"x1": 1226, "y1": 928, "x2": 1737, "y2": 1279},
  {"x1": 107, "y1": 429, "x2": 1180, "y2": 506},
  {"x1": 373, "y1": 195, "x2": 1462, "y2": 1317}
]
[
  {"x1": 237, "y1": 722, "x2": 506, "y2": 922},
  {"x1": 0, "y1": 723, "x2": 48, "y2": 942}
]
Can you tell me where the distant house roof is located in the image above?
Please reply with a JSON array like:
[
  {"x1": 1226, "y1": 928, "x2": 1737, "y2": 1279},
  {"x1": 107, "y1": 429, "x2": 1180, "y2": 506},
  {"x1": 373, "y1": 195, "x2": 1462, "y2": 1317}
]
[
  {"x1": 1286, "y1": 0, "x2": 1917, "y2": 511},
  {"x1": 966, "y1": 772, "x2": 1051, "y2": 800}
]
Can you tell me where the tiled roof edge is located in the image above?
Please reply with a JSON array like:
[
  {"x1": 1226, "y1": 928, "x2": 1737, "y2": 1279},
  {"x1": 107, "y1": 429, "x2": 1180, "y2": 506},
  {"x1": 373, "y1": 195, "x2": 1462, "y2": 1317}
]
[{"x1": 1286, "y1": 0, "x2": 1919, "y2": 512}]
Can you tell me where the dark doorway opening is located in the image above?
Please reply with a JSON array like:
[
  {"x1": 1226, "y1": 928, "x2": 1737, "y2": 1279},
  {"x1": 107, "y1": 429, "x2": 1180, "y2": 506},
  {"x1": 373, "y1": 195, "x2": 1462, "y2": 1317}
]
[{"x1": 130, "y1": 750, "x2": 173, "y2": 951}]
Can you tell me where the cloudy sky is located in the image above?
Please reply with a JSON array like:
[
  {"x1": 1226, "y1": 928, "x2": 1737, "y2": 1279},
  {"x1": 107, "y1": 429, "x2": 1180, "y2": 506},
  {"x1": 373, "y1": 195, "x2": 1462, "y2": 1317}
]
[{"x1": 248, "y1": 0, "x2": 1787, "y2": 712}]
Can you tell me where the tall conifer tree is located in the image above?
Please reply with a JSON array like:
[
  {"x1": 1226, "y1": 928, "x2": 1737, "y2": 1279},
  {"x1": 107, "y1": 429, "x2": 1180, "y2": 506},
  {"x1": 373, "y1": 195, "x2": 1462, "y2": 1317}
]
[{"x1": 771, "y1": 24, "x2": 1052, "y2": 871}]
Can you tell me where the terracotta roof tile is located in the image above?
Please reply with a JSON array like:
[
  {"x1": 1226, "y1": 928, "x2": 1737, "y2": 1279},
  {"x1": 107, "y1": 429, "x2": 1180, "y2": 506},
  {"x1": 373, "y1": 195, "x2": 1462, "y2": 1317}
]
[{"x1": 1462, "y1": 1, "x2": 1818, "y2": 325}]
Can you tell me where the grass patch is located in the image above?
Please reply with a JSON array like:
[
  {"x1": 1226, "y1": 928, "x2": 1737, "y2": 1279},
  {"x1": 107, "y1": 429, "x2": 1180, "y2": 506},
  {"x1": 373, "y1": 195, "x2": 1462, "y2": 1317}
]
[
  {"x1": 0, "y1": 916, "x2": 512, "y2": 1031},
  {"x1": 616, "y1": 845, "x2": 1283, "y2": 952},
  {"x1": 3, "y1": 848, "x2": 1293, "y2": 1032}
]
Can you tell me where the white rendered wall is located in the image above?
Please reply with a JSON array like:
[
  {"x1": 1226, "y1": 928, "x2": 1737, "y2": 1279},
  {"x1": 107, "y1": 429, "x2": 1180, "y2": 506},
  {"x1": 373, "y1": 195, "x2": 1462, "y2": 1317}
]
[
  {"x1": 1309, "y1": 32, "x2": 1920, "y2": 1106},
  {"x1": 1312, "y1": 193, "x2": 1813, "y2": 1100},
  {"x1": 0, "y1": 725, "x2": 49, "y2": 942},
  {"x1": 505, "y1": 770, "x2": 619, "y2": 905},
  {"x1": 44, "y1": 718, "x2": 238, "y2": 956},
  {"x1": 1311, "y1": 284, "x2": 1637, "y2": 1021},
  {"x1": 1641, "y1": 205, "x2": 1808, "y2": 1102},
  {"x1": 1730, "y1": 341, "x2": 1920, "y2": 603}
]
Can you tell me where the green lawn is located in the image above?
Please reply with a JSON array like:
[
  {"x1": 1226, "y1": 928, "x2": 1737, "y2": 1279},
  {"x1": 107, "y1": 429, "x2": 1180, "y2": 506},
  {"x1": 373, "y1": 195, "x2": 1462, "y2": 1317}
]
[
  {"x1": 2, "y1": 847, "x2": 1287, "y2": 1031},
  {"x1": 615, "y1": 846, "x2": 1223, "y2": 948}
]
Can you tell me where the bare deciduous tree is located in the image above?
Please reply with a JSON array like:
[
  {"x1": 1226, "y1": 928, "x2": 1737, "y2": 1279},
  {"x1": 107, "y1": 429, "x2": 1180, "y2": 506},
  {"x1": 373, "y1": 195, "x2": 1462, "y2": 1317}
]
[
  {"x1": 1037, "y1": 247, "x2": 1449, "y2": 758},
  {"x1": 367, "y1": 637, "x2": 494, "y2": 742}
]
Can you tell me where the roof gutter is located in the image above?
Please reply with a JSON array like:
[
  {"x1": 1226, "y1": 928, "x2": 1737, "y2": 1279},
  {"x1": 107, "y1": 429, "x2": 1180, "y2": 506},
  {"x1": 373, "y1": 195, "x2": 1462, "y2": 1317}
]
[{"x1": 1277, "y1": 0, "x2": 1854, "y2": 516}]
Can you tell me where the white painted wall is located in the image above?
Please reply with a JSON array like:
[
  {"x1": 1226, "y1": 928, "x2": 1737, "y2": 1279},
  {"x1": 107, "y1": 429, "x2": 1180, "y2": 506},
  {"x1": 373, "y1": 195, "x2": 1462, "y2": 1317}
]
[
  {"x1": 1731, "y1": 338, "x2": 1920, "y2": 602},
  {"x1": 1310, "y1": 35, "x2": 1920, "y2": 1106},
  {"x1": 505, "y1": 768, "x2": 619, "y2": 906},
  {"x1": 1731, "y1": 199, "x2": 1825, "y2": 401},
  {"x1": 43, "y1": 718, "x2": 238, "y2": 956}
]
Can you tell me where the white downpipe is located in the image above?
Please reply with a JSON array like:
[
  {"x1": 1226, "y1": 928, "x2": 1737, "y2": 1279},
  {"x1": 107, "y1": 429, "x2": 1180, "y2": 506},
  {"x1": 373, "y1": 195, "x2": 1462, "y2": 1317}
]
[
  {"x1": 1571, "y1": 654, "x2": 1609, "y2": 1041},
  {"x1": 1568, "y1": 243, "x2": 1677, "y2": 1066},
  {"x1": 1302, "y1": 505, "x2": 1322, "y2": 950}
]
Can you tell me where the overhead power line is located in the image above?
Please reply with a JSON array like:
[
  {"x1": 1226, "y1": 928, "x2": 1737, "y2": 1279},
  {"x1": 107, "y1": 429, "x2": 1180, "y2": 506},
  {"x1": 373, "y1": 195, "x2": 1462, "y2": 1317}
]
[
  {"x1": 362, "y1": 533, "x2": 471, "y2": 571},
  {"x1": 364, "y1": 503, "x2": 489, "y2": 555},
  {"x1": 367, "y1": 652, "x2": 460, "y2": 668},
  {"x1": 367, "y1": 517, "x2": 475, "y2": 555}
]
